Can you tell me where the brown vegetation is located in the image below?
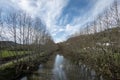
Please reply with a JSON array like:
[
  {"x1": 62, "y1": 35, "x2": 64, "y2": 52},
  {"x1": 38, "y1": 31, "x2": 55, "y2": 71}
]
[{"x1": 59, "y1": 0, "x2": 120, "y2": 79}]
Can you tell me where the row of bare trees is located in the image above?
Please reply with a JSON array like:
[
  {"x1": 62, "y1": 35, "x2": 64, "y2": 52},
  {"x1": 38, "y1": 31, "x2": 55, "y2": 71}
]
[
  {"x1": 0, "y1": 8, "x2": 57, "y2": 78},
  {"x1": 82, "y1": 0, "x2": 119, "y2": 33},
  {"x1": 77, "y1": 0, "x2": 120, "y2": 79},
  {"x1": 79, "y1": 0, "x2": 120, "y2": 51},
  {"x1": 60, "y1": 0, "x2": 120, "y2": 79},
  {"x1": 0, "y1": 9, "x2": 52, "y2": 64}
]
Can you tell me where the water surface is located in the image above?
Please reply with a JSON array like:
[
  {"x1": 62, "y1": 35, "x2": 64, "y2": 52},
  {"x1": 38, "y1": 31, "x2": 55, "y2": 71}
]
[{"x1": 21, "y1": 54, "x2": 103, "y2": 80}]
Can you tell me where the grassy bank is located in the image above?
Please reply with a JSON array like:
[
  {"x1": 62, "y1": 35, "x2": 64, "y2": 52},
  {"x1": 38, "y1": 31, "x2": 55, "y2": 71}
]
[
  {"x1": 0, "y1": 40, "x2": 58, "y2": 80},
  {"x1": 0, "y1": 50, "x2": 56, "y2": 80},
  {"x1": 0, "y1": 55, "x2": 50, "y2": 78},
  {"x1": 0, "y1": 50, "x2": 29, "y2": 58}
]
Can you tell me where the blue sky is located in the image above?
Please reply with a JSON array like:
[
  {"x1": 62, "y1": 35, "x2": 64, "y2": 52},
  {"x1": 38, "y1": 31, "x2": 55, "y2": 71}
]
[{"x1": 0, "y1": 0, "x2": 115, "y2": 43}]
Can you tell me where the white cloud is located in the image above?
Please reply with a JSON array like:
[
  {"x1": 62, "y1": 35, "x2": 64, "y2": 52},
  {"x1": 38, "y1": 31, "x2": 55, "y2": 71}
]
[
  {"x1": 73, "y1": 0, "x2": 114, "y2": 26},
  {"x1": 16, "y1": 0, "x2": 69, "y2": 42},
  {"x1": 54, "y1": 34, "x2": 68, "y2": 43},
  {"x1": 53, "y1": 0, "x2": 115, "y2": 43},
  {"x1": 0, "y1": 0, "x2": 69, "y2": 43},
  {"x1": 61, "y1": 0, "x2": 115, "y2": 39},
  {"x1": 90, "y1": 0, "x2": 114, "y2": 19},
  {"x1": 0, "y1": 0, "x2": 116, "y2": 43},
  {"x1": 0, "y1": 0, "x2": 19, "y2": 11}
]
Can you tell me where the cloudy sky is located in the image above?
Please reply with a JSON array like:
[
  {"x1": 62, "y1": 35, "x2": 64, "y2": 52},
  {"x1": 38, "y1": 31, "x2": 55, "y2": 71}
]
[{"x1": 0, "y1": 0, "x2": 114, "y2": 43}]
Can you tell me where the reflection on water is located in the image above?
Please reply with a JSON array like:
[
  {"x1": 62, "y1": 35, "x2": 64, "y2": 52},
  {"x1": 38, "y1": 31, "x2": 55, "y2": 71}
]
[
  {"x1": 21, "y1": 77, "x2": 27, "y2": 80},
  {"x1": 52, "y1": 54, "x2": 67, "y2": 80},
  {"x1": 21, "y1": 54, "x2": 103, "y2": 80}
]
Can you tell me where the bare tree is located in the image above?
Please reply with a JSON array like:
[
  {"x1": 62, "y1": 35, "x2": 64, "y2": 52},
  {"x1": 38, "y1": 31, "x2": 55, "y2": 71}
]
[
  {"x1": 0, "y1": 9, "x2": 3, "y2": 61},
  {"x1": 114, "y1": 0, "x2": 120, "y2": 27}
]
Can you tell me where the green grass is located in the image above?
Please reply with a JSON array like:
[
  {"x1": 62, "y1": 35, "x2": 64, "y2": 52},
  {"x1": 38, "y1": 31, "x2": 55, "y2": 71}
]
[
  {"x1": 0, "y1": 50, "x2": 30, "y2": 58},
  {"x1": 0, "y1": 52, "x2": 45, "y2": 70}
]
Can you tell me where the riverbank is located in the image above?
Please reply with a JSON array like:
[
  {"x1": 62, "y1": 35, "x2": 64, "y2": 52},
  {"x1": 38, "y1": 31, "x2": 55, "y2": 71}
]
[
  {"x1": 0, "y1": 44, "x2": 58, "y2": 80},
  {"x1": 58, "y1": 43, "x2": 120, "y2": 80},
  {"x1": 20, "y1": 51, "x2": 58, "y2": 80},
  {"x1": 0, "y1": 52, "x2": 50, "y2": 80},
  {"x1": 57, "y1": 27, "x2": 120, "y2": 80}
]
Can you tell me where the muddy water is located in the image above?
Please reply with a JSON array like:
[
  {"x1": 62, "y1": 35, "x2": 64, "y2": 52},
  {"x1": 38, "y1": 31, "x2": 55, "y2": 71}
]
[{"x1": 20, "y1": 54, "x2": 103, "y2": 80}]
